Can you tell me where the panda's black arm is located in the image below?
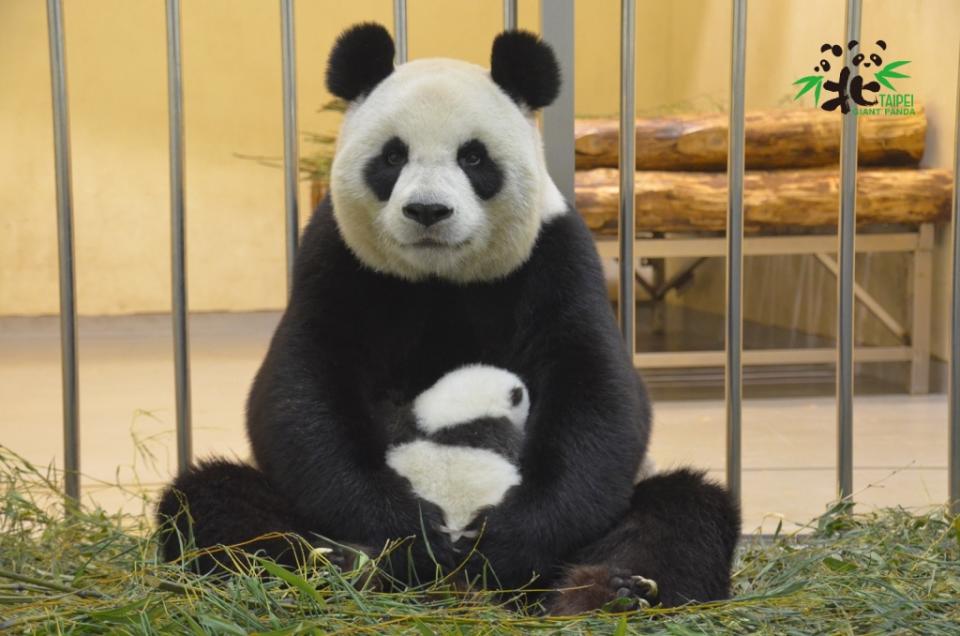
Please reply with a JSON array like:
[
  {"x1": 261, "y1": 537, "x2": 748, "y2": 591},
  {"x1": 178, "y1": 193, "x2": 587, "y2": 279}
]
[
  {"x1": 473, "y1": 329, "x2": 646, "y2": 587},
  {"x1": 246, "y1": 324, "x2": 457, "y2": 576},
  {"x1": 468, "y1": 214, "x2": 649, "y2": 588}
]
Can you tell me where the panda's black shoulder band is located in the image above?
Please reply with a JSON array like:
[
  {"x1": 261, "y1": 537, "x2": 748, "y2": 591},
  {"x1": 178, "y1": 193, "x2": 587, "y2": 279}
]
[
  {"x1": 490, "y1": 30, "x2": 561, "y2": 110},
  {"x1": 326, "y1": 23, "x2": 395, "y2": 102}
]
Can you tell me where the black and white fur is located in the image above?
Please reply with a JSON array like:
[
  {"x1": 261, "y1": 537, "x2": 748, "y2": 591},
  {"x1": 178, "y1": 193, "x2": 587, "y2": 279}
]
[
  {"x1": 387, "y1": 364, "x2": 529, "y2": 543},
  {"x1": 157, "y1": 23, "x2": 740, "y2": 610}
]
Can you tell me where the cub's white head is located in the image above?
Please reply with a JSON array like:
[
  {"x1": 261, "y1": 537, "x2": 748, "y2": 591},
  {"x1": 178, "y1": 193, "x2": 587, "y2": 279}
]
[
  {"x1": 326, "y1": 23, "x2": 567, "y2": 283},
  {"x1": 412, "y1": 364, "x2": 530, "y2": 435}
]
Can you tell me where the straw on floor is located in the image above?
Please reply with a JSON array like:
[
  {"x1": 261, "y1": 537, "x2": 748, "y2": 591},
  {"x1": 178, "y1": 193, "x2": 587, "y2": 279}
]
[{"x1": 1, "y1": 445, "x2": 958, "y2": 635}]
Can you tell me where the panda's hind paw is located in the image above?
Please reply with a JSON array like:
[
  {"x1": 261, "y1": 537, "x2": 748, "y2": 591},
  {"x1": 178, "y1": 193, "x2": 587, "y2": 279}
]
[
  {"x1": 547, "y1": 565, "x2": 659, "y2": 615},
  {"x1": 608, "y1": 572, "x2": 659, "y2": 611}
]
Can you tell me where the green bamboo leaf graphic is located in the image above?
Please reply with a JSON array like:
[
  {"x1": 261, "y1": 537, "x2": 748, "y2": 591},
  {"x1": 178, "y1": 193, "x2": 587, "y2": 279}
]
[
  {"x1": 792, "y1": 75, "x2": 825, "y2": 105},
  {"x1": 875, "y1": 60, "x2": 911, "y2": 92}
]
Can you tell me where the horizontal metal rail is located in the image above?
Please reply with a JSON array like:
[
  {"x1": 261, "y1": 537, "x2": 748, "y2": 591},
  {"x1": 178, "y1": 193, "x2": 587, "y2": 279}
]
[
  {"x1": 635, "y1": 346, "x2": 911, "y2": 369},
  {"x1": 594, "y1": 231, "x2": 923, "y2": 259}
]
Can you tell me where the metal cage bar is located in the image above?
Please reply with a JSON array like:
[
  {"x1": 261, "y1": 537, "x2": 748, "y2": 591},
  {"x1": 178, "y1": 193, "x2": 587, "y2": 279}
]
[
  {"x1": 617, "y1": 0, "x2": 636, "y2": 355},
  {"x1": 541, "y1": 0, "x2": 575, "y2": 203},
  {"x1": 280, "y1": 0, "x2": 299, "y2": 292},
  {"x1": 503, "y1": 0, "x2": 517, "y2": 30},
  {"x1": 45, "y1": 0, "x2": 80, "y2": 503},
  {"x1": 165, "y1": 0, "x2": 192, "y2": 474},
  {"x1": 950, "y1": 44, "x2": 960, "y2": 516},
  {"x1": 836, "y1": 0, "x2": 862, "y2": 500},
  {"x1": 393, "y1": 0, "x2": 407, "y2": 64},
  {"x1": 725, "y1": 0, "x2": 747, "y2": 505}
]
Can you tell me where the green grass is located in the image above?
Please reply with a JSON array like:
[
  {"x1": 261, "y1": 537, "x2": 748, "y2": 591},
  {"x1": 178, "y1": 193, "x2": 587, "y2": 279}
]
[{"x1": 2, "y1": 445, "x2": 958, "y2": 635}]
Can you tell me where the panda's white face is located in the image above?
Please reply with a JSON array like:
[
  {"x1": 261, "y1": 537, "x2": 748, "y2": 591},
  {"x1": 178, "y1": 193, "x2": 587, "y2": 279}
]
[{"x1": 330, "y1": 59, "x2": 566, "y2": 283}]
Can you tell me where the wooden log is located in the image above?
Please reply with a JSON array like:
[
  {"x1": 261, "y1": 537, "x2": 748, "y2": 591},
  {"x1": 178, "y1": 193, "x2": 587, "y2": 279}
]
[
  {"x1": 575, "y1": 109, "x2": 926, "y2": 171},
  {"x1": 575, "y1": 167, "x2": 953, "y2": 234}
]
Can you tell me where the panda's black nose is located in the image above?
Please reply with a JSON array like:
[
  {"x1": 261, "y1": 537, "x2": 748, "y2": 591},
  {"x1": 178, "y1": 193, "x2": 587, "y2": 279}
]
[{"x1": 403, "y1": 203, "x2": 453, "y2": 227}]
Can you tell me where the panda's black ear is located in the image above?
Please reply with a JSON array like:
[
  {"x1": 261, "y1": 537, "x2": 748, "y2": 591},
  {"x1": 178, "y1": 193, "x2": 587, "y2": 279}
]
[
  {"x1": 326, "y1": 23, "x2": 395, "y2": 101},
  {"x1": 490, "y1": 30, "x2": 560, "y2": 110}
]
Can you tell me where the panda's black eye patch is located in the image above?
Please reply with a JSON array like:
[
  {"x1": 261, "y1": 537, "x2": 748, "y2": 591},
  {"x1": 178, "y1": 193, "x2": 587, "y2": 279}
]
[
  {"x1": 457, "y1": 139, "x2": 503, "y2": 201},
  {"x1": 364, "y1": 137, "x2": 408, "y2": 201}
]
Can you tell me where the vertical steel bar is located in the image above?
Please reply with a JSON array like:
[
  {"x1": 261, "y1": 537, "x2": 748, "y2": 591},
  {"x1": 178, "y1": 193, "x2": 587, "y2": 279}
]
[
  {"x1": 503, "y1": 0, "x2": 518, "y2": 30},
  {"x1": 393, "y1": 0, "x2": 407, "y2": 64},
  {"x1": 166, "y1": 0, "x2": 192, "y2": 474},
  {"x1": 540, "y1": 0, "x2": 575, "y2": 203},
  {"x1": 837, "y1": 0, "x2": 862, "y2": 500},
  {"x1": 725, "y1": 0, "x2": 747, "y2": 505},
  {"x1": 45, "y1": 0, "x2": 80, "y2": 503},
  {"x1": 949, "y1": 44, "x2": 960, "y2": 516},
  {"x1": 617, "y1": 0, "x2": 636, "y2": 355},
  {"x1": 280, "y1": 0, "x2": 299, "y2": 292}
]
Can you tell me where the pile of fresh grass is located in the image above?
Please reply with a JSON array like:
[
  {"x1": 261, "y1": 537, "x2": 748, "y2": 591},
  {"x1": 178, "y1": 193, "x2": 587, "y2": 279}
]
[{"x1": 2, "y1": 446, "x2": 958, "y2": 635}]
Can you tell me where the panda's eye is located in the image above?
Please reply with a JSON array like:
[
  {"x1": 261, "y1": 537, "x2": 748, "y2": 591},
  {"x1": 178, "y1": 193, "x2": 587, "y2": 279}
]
[
  {"x1": 852, "y1": 53, "x2": 864, "y2": 66},
  {"x1": 461, "y1": 152, "x2": 482, "y2": 167},
  {"x1": 380, "y1": 137, "x2": 408, "y2": 168},
  {"x1": 458, "y1": 141, "x2": 488, "y2": 169},
  {"x1": 870, "y1": 53, "x2": 883, "y2": 66}
]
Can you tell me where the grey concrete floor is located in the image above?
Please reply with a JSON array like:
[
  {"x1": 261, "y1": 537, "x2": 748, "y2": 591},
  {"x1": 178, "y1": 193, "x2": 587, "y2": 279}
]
[{"x1": 0, "y1": 312, "x2": 950, "y2": 533}]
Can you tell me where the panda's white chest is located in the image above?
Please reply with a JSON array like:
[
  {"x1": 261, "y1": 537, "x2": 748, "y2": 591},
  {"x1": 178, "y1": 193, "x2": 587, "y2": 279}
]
[{"x1": 386, "y1": 439, "x2": 521, "y2": 542}]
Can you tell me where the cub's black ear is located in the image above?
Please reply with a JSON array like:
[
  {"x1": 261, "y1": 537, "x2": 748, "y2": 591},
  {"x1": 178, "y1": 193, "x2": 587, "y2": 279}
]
[
  {"x1": 326, "y1": 23, "x2": 395, "y2": 101},
  {"x1": 490, "y1": 30, "x2": 560, "y2": 110}
]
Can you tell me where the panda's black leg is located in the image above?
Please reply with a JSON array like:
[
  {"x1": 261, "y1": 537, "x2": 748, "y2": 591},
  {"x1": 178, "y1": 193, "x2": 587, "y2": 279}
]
[
  {"x1": 546, "y1": 468, "x2": 740, "y2": 613},
  {"x1": 156, "y1": 458, "x2": 369, "y2": 575}
]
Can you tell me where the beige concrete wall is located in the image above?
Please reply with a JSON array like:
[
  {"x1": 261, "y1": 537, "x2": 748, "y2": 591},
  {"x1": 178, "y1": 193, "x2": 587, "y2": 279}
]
[{"x1": 1, "y1": 0, "x2": 957, "y2": 359}]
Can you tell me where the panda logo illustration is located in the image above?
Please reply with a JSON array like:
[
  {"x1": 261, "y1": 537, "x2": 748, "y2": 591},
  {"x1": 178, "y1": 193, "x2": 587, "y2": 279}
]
[{"x1": 795, "y1": 38, "x2": 909, "y2": 113}]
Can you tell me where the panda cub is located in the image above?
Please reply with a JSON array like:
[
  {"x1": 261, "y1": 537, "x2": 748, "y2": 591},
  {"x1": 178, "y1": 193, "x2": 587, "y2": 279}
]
[{"x1": 386, "y1": 365, "x2": 529, "y2": 544}]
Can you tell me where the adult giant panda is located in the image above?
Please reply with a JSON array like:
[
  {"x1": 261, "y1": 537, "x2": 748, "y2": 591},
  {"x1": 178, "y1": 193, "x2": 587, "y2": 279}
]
[{"x1": 158, "y1": 23, "x2": 740, "y2": 611}]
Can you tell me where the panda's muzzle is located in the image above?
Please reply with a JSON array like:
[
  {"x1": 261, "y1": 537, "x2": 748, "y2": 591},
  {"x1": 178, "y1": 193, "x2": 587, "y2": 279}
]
[{"x1": 402, "y1": 202, "x2": 453, "y2": 227}]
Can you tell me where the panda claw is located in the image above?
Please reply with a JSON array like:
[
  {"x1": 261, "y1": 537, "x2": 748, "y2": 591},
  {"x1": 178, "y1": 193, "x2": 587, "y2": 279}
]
[
  {"x1": 605, "y1": 569, "x2": 658, "y2": 610},
  {"x1": 631, "y1": 574, "x2": 659, "y2": 599}
]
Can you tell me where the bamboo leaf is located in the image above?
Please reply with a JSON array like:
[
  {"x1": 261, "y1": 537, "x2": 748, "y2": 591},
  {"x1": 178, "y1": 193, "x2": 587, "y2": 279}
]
[
  {"x1": 255, "y1": 557, "x2": 326, "y2": 606},
  {"x1": 792, "y1": 75, "x2": 824, "y2": 105},
  {"x1": 875, "y1": 60, "x2": 911, "y2": 92},
  {"x1": 613, "y1": 614, "x2": 629, "y2": 636}
]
